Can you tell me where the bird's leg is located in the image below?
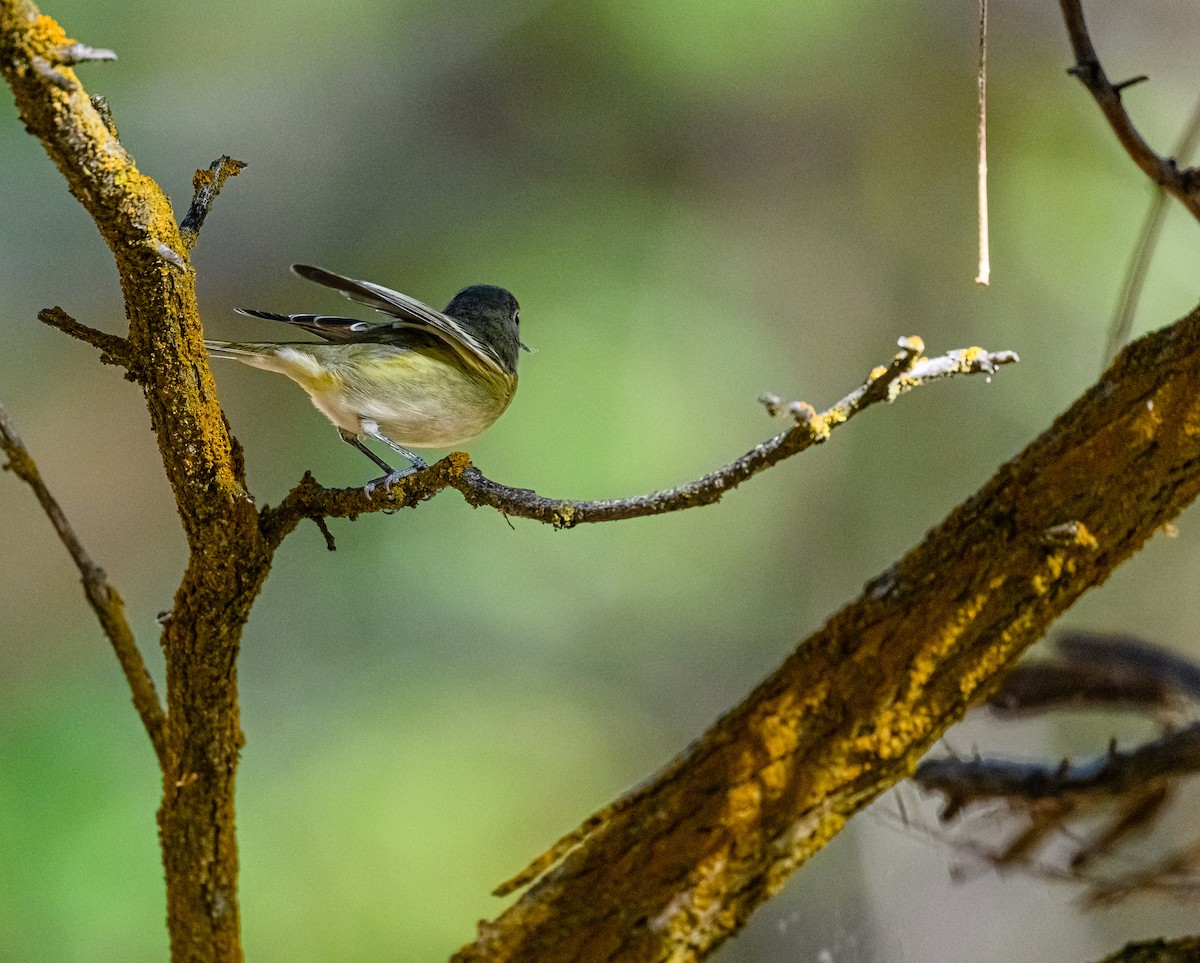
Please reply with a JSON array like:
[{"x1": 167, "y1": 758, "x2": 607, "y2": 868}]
[
  {"x1": 338, "y1": 428, "x2": 394, "y2": 473},
  {"x1": 365, "y1": 429, "x2": 428, "y2": 474},
  {"x1": 338, "y1": 427, "x2": 428, "y2": 496}
]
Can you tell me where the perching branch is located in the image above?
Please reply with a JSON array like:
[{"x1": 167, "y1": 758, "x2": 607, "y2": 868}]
[
  {"x1": 1058, "y1": 0, "x2": 1200, "y2": 222},
  {"x1": 0, "y1": 402, "x2": 166, "y2": 763},
  {"x1": 259, "y1": 339, "x2": 1018, "y2": 544}
]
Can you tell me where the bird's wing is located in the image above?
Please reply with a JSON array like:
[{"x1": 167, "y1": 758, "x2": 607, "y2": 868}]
[
  {"x1": 234, "y1": 308, "x2": 373, "y2": 342},
  {"x1": 292, "y1": 264, "x2": 503, "y2": 374}
]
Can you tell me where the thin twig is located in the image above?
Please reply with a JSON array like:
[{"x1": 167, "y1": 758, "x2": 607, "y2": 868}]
[
  {"x1": 1058, "y1": 0, "x2": 1200, "y2": 221},
  {"x1": 53, "y1": 42, "x2": 117, "y2": 65},
  {"x1": 179, "y1": 155, "x2": 246, "y2": 252},
  {"x1": 1103, "y1": 93, "x2": 1200, "y2": 367},
  {"x1": 259, "y1": 339, "x2": 1018, "y2": 545},
  {"x1": 0, "y1": 401, "x2": 166, "y2": 764},
  {"x1": 38, "y1": 306, "x2": 134, "y2": 371}
]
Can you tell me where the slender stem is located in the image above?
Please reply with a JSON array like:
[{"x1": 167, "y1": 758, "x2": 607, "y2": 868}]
[
  {"x1": 261, "y1": 342, "x2": 1018, "y2": 541},
  {"x1": 0, "y1": 402, "x2": 167, "y2": 763}
]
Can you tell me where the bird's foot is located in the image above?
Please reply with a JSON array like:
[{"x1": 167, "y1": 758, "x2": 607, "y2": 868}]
[{"x1": 362, "y1": 458, "x2": 428, "y2": 497}]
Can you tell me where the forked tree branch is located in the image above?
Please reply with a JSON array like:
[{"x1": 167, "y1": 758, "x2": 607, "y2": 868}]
[
  {"x1": 1, "y1": 4, "x2": 258, "y2": 960},
  {"x1": 1058, "y1": 0, "x2": 1200, "y2": 221}
]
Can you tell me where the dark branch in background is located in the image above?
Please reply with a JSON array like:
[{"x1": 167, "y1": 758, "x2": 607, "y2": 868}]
[
  {"x1": 259, "y1": 338, "x2": 1018, "y2": 546},
  {"x1": 1096, "y1": 936, "x2": 1200, "y2": 963},
  {"x1": 918, "y1": 723, "x2": 1200, "y2": 811},
  {"x1": 912, "y1": 633, "x2": 1200, "y2": 906},
  {"x1": 990, "y1": 630, "x2": 1200, "y2": 715},
  {"x1": 1058, "y1": 0, "x2": 1200, "y2": 222},
  {"x1": 0, "y1": 402, "x2": 166, "y2": 764}
]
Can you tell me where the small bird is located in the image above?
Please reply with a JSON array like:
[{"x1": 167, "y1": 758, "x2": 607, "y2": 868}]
[{"x1": 206, "y1": 264, "x2": 525, "y2": 495}]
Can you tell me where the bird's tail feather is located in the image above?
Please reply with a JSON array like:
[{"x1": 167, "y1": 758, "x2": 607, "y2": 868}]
[{"x1": 205, "y1": 340, "x2": 276, "y2": 362}]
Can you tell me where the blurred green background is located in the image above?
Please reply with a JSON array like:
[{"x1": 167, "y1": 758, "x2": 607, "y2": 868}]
[{"x1": 3, "y1": 0, "x2": 1200, "y2": 960}]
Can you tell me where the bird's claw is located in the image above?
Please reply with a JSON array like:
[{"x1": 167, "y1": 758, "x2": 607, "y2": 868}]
[{"x1": 363, "y1": 467, "x2": 418, "y2": 497}]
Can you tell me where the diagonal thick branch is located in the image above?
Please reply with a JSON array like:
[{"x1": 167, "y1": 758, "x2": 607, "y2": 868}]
[
  {"x1": 450, "y1": 305, "x2": 1200, "y2": 962},
  {"x1": 0, "y1": 401, "x2": 166, "y2": 764}
]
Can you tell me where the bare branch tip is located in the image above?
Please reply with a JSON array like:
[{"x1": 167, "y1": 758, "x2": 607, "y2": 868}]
[
  {"x1": 312, "y1": 516, "x2": 337, "y2": 551},
  {"x1": 178, "y1": 155, "x2": 247, "y2": 247},
  {"x1": 55, "y1": 42, "x2": 118, "y2": 65},
  {"x1": 1112, "y1": 74, "x2": 1149, "y2": 96}
]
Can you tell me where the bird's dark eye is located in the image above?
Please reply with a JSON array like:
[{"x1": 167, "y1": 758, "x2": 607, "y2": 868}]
[{"x1": 513, "y1": 310, "x2": 520, "y2": 327}]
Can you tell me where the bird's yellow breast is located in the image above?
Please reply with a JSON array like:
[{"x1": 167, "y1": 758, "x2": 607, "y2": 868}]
[{"x1": 273, "y1": 343, "x2": 516, "y2": 447}]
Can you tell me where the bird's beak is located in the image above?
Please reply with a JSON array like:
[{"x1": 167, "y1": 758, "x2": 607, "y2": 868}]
[{"x1": 519, "y1": 340, "x2": 532, "y2": 353}]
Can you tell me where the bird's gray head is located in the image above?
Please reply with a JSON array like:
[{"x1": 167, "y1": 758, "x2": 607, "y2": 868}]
[{"x1": 443, "y1": 285, "x2": 525, "y2": 374}]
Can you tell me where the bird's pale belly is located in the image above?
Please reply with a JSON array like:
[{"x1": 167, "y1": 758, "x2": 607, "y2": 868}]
[{"x1": 295, "y1": 357, "x2": 515, "y2": 448}]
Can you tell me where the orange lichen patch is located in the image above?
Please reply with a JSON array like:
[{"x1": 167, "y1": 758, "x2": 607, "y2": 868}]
[
  {"x1": 726, "y1": 756, "x2": 765, "y2": 818},
  {"x1": 766, "y1": 807, "x2": 844, "y2": 893},
  {"x1": 1119, "y1": 395, "x2": 1166, "y2": 450},
  {"x1": 687, "y1": 851, "x2": 736, "y2": 937},
  {"x1": 1066, "y1": 521, "x2": 1099, "y2": 551},
  {"x1": 956, "y1": 612, "x2": 1036, "y2": 700},
  {"x1": 904, "y1": 590, "x2": 994, "y2": 691},
  {"x1": 650, "y1": 851, "x2": 731, "y2": 939},
  {"x1": 1150, "y1": 375, "x2": 1200, "y2": 440},
  {"x1": 757, "y1": 759, "x2": 791, "y2": 798},
  {"x1": 856, "y1": 706, "x2": 934, "y2": 762},
  {"x1": 29, "y1": 14, "x2": 69, "y2": 50},
  {"x1": 1031, "y1": 552, "x2": 1066, "y2": 594},
  {"x1": 755, "y1": 692, "x2": 801, "y2": 761},
  {"x1": 960, "y1": 345, "x2": 986, "y2": 364}
]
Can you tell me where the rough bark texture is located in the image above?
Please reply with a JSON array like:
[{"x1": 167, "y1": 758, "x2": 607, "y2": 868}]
[
  {"x1": 0, "y1": 4, "x2": 264, "y2": 960},
  {"x1": 453, "y1": 311, "x2": 1200, "y2": 962},
  {"x1": 6, "y1": 2, "x2": 1200, "y2": 963}
]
